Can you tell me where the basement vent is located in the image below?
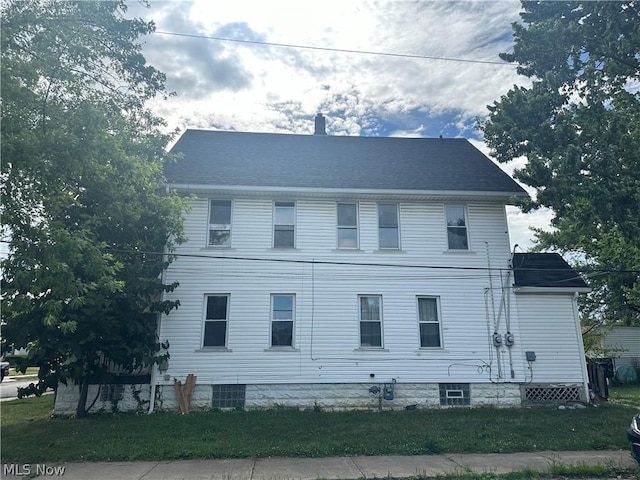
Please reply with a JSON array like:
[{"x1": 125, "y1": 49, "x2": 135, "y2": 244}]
[
  {"x1": 521, "y1": 385, "x2": 583, "y2": 405},
  {"x1": 212, "y1": 384, "x2": 246, "y2": 408},
  {"x1": 100, "y1": 384, "x2": 125, "y2": 402},
  {"x1": 439, "y1": 383, "x2": 470, "y2": 406}
]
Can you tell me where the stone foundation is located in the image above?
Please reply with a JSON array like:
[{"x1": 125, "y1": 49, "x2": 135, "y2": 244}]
[
  {"x1": 54, "y1": 381, "x2": 528, "y2": 415},
  {"x1": 152, "y1": 384, "x2": 214, "y2": 412},
  {"x1": 54, "y1": 383, "x2": 151, "y2": 416},
  {"x1": 245, "y1": 383, "x2": 443, "y2": 410},
  {"x1": 55, "y1": 382, "x2": 587, "y2": 415},
  {"x1": 472, "y1": 383, "x2": 523, "y2": 407}
]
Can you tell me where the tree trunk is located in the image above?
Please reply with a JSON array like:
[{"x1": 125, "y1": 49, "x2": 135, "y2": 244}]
[{"x1": 76, "y1": 376, "x2": 89, "y2": 418}]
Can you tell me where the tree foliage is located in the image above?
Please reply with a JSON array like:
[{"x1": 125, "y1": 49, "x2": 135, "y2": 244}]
[
  {"x1": 481, "y1": 1, "x2": 640, "y2": 326},
  {"x1": 1, "y1": 0, "x2": 187, "y2": 416}
]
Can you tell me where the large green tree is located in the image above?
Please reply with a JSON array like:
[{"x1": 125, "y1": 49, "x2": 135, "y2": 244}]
[
  {"x1": 482, "y1": 1, "x2": 640, "y2": 326},
  {"x1": 1, "y1": 0, "x2": 187, "y2": 417}
]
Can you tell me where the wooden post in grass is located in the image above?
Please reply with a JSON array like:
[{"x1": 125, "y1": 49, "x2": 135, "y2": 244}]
[{"x1": 174, "y1": 374, "x2": 197, "y2": 413}]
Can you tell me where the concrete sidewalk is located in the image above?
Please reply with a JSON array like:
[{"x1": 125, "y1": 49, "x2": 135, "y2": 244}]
[{"x1": 2, "y1": 450, "x2": 637, "y2": 480}]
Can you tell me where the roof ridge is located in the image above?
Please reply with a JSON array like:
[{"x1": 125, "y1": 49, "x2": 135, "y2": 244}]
[{"x1": 181, "y1": 128, "x2": 465, "y2": 141}]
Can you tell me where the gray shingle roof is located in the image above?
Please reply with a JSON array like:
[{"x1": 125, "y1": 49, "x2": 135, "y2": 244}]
[
  {"x1": 165, "y1": 129, "x2": 527, "y2": 195},
  {"x1": 512, "y1": 253, "x2": 589, "y2": 290}
]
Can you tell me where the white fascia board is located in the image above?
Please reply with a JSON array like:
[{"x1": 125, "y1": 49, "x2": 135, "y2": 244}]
[
  {"x1": 514, "y1": 286, "x2": 591, "y2": 294},
  {"x1": 166, "y1": 183, "x2": 528, "y2": 202}
]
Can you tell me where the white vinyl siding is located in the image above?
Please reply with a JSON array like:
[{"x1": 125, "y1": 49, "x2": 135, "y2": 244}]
[
  {"x1": 179, "y1": 199, "x2": 510, "y2": 257},
  {"x1": 160, "y1": 197, "x2": 554, "y2": 386},
  {"x1": 601, "y1": 327, "x2": 640, "y2": 367},
  {"x1": 516, "y1": 294, "x2": 586, "y2": 383}
]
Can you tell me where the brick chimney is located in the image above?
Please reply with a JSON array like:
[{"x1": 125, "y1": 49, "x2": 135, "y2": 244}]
[{"x1": 314, "y1": 113, "x2": 327, "y2": 135}]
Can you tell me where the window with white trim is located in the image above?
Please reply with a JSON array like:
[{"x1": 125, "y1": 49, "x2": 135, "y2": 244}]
[
  {"x1": 439, "y1": 383, "x2": 470, "y2": 406},
  {"x1": 378, "y1": 203, "x2": 399, "y2": 249},
  {"x1": 271, "y1": 294, "x2": 295, "y2": 347},
  {"x1": 417, "y1": 297, "x2": 442, "y2": 348},
  {"x1": 446, "y1": 205, "x2": 469, "y2": 250},
  {"x1": 273, "y1": 201, "x2": 295, "y2": 248},
  {"x1": 359, "y1": 295, "x2": 383, "y2": 347},
  {"x1": 208, "y1": 200, "x2": 232, "y2": 246},
  {"x1": 337, "y1": 203, "x2": 358, "y2": 249},
  {"x1": 203, "y1": 295, "x2": 229, "y2": 347}
]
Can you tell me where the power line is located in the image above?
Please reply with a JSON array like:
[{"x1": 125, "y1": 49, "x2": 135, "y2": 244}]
[
  {"x1": 153, "y1": 30, "x2": 517, "y2": 67},
  {"x1": 109, "y1": 247, "x2": 510, "y2": 271},
  {"x1": 106, "y1": 247, "x2": 640, "y2": 275}
]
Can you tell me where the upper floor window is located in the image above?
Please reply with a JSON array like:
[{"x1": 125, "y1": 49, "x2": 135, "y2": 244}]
[
  {"x1": 359, "y1": 295, "x2": 383, "y2": 347},
  {"x1": 378, "y1": 203, "x2": 399, "y2": 249},
  {"x1": 446, "y1": 205, "x2": 468, "y2": 250},
  {"x1": 337, "y1": 203, "x2": 358, "y2": 249},
  {"x1": 208, "y1": 200, "x2": 232, "y2": 246},
  {"x1": 274, "y1": 201, "x2": 295, "y2": 248},
  {"x1": 417, "y1": 297, "x2": 442, "y2": 348},
  {"x1": 203, "y1": 295, "x2": 229, "y2": 347},
  {"x1": 271, "y1": 294, "x2": 295, "y2": 347}
]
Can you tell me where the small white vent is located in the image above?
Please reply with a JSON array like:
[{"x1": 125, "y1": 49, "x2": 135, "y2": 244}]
[{"x1": 439, "y1": 383, "x2": 470, "y2": 406}]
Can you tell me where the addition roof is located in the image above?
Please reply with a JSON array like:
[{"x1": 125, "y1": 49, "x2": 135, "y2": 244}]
[
  {"x1": 512, "y1": 253, "x2": 590, "y2": 290},
  {"x1": 165, "y1": 130, "x2": 527, "y2": 196}
]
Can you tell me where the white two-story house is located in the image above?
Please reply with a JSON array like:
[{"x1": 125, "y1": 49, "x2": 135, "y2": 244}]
[{"x1": 54, "y1": 115, "x2": 591, "y2": 414}]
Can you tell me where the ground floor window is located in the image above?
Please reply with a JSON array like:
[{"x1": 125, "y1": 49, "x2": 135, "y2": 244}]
[
  {"x1": 418, "y1": 297, "x2": 442, "y2": 348},
  {"x1": 271, "y1": 294, "x2": 295, "y2": 347},
  {"x1": 203, "y1": 294, "x2": 229, "y2": 347},
  {"x1": 359, "y1": 295, "x2": 383, "y2": 347}
]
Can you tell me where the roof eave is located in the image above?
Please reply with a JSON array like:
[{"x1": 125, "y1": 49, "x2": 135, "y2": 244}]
[{"x1": 166, "y1": 183, "x2": 528, "y2": 202}]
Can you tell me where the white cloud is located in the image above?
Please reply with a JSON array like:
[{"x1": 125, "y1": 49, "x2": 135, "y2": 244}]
[
  {"x1": 137, "y1": 0, "x2": 527, "y2": 132},
  {"x1": 468, "y1": 139, "x2": 553, "y2": 250},
  {"x1": 132, "y1": 0, "x2": 544, "y2": 247},
  {"x1": 506, "y1": 206, "x2": 555, "y2": 251}
]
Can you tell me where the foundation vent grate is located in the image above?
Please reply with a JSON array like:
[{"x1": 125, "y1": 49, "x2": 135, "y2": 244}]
[
  {"x1": 522, "y1": 385, "x2": 582, "y2": 405},
  {"x1": 100, "y1": 384, "x2": 125, "y2": 402},
  {"x1": 212, "y1": 384, "x2": 246, "y2": 408}
]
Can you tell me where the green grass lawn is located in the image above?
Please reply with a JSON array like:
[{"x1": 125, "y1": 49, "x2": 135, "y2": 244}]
[
  {"x1": 1, "y1": 387, "x2": 638, "y2": 463},
  {"x1": 8, "y1": 366, "x2": 40, "y2": 377},
  {"x1": 609, "y1": 384, "x2": 640, "y2": 408}
]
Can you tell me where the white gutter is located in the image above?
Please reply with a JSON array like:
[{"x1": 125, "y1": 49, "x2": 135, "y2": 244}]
[{"x1": 166, "y1": 183, "x2": 528, "y2": 202}]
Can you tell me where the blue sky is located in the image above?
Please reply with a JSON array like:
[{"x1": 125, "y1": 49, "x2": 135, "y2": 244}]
[{"x1": 127, "y1": 0, "x2": 554, "y2": 250}]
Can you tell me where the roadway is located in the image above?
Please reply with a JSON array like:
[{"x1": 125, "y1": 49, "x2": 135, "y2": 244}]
[{"x1": 0, "y1": 377, "x2": 48, "y2": 400}]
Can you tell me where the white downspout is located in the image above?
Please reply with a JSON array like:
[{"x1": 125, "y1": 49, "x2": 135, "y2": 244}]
[{"x1": 571, "y1": 292, "x2": 590, "y2": 402}]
